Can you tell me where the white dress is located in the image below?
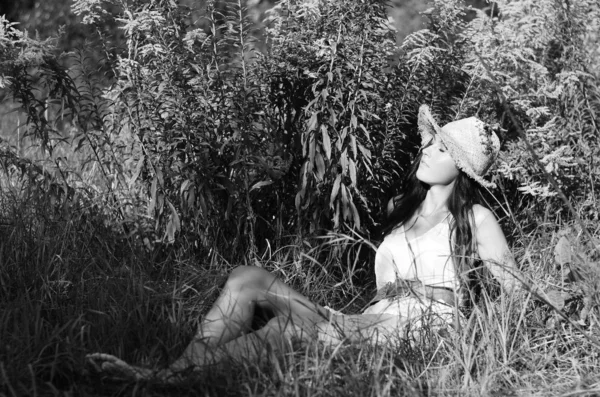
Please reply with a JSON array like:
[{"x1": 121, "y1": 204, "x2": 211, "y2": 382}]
[{"x1": 361, "y1": 216, "x2": 460, "y2": 334}]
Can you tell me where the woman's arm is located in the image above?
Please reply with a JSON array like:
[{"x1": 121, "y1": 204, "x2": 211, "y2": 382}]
[
  {"x1": 472, "y1": 204, "x2": 521, "y2": 293},
  {"x1": 316, "y1": 314, "x2": 407, "y2": 346},
  {"x1": 472, "y1": 205, "x2": 564, "y2": 307}
]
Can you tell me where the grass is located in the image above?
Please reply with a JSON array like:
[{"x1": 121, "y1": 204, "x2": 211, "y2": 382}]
[
  {"x1": 0, "y1": 171, "x2": 599, "y2": 397},
  {"x1": 2, "y1": 0, "x2": 600, "y2": 393},
  {"x1": 0, "y1": 102, "x2": 598, "y2": 395}
]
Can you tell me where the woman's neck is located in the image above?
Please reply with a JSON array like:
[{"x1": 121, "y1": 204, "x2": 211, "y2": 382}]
[{"x1": 418, "y1": 183, "x2": 455, "y2": 216}]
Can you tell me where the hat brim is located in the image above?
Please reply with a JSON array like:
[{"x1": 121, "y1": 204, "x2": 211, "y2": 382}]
[{"x1": 417, "y1": 105, "x2": 497, "y2": 189}]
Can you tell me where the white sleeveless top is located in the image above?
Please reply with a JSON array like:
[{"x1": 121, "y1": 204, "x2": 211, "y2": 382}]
[
  {"x1": 373, "y1": 216, "x2": 461, "y2": 293},
  {"x1": 358, "y1": 216, "x2": 461, "y2": 334}
]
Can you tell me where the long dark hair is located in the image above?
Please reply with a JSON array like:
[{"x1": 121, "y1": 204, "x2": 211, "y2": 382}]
[{"x1": 381, "y1": 152, "x2": 487, "y2": 300}]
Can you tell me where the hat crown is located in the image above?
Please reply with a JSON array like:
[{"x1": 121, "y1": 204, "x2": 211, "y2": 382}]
[
  {"x1": 441, "y1": 117, "x2": 500, "y2": 174},
  {"x1": 418, "y1": 105, "x2": 500, "y2": 188}
]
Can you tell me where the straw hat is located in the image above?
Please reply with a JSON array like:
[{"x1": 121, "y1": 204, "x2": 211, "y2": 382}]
[{"x1": 418, "y1": 105, "x2": 500, "y2": 189}]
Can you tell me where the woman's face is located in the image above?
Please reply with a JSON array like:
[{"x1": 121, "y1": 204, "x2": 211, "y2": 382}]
[{"x1": 416, "y1": 135, "x2": 460, "y2": 186}]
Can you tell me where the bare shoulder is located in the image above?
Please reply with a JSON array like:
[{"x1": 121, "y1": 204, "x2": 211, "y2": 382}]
[
  {"x1": 471, "y1": 204, "x2": 497, "y2": 228},
  {"x1": 470, "y1": 205, "x2": 519, "y2": 293},
  {"x1": 471, "y1": 204, "x2": 507, "y2": 249}
]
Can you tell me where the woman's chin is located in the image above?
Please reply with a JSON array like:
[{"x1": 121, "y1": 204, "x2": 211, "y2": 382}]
[{"x1": 415, "y1": 173, "x2": 433, "y2": 185}]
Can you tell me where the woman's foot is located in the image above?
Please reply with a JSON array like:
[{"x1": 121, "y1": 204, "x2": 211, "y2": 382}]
[
  {"x1": 86, "y1": 353, "x2": 156, "y2": 381},
  {"x1": 86, "y1": 352, "x2": 205, "y2": 384}
]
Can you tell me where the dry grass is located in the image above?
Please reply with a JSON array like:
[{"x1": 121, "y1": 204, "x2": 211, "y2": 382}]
[
  {"x1": 0, "y1": 175, "x2": 599, "y2": 397},
  {"x1": 0, "y1": 109, "x2": 599, "y2": 395}
]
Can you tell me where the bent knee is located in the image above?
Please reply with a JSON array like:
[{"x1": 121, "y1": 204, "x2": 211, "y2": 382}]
[{"x1": 228, "y1": 265, "x2": 272, "y2": 290}]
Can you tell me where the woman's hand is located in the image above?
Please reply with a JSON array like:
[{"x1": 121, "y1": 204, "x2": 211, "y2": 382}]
[
  {"x1": 315, "y1": 314, "x2": 405, "y2": 346},
  {"x1": 315, "y1": 319, "x2": 345, "y2": 346}
]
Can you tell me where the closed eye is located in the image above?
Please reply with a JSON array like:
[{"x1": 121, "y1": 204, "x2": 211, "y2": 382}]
[{"x1": 422, "y1": 138, "x2": 434, "y2": 149}]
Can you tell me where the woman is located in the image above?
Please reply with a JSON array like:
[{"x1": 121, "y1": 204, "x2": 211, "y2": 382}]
[{"x1": 88, "y1": 105, "x2": 545, "y2": 381}]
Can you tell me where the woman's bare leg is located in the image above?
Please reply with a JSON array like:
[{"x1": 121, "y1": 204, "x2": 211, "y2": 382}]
[
  {"x1": 87, "y1": 266, "x2": 327, "y2": 380},
  {"x1": 186, "y1": 315, "x2": 312, "y2": 366},
  {"x1": 168, "y1": 266, "x2": 329, "y2": 371}
]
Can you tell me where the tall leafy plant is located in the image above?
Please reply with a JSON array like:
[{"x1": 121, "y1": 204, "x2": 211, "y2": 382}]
[
  {"x1": 73, "y1": 0, "x2": 301, "y2": 258},
  {"x1": 70, "y1": 0, "x2": 416, "y2": 259},
  {"x1": 10, "y1": 0, "x2": 598, "y2": 269},
  {"x1": 3, "y1": 0, "x2": 482, "y2": 261},
  {"x1": 458, "y1": 0, "x2": 600, "y2": 223},
  {"x1": 263, "y1": 0, "x2": 476, "y2": 235},
  {"x1": 0, "y1": 14, "x2": 120, "y2": 227}
]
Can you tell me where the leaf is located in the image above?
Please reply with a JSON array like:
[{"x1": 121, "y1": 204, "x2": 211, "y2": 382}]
[
  {"x1": 315, "y1": 152, "x2": 325, "y2": 181},
  {"x1": 330, "y1": 174, "x2": 341, "y2": 208},
  {"x1": 198, "y1": 192, "x2": 207, "y2": 217},
  {"x1": 579, "y1": 293, "x2": 594, "y2": 323},
  {"x1": 250, "y1": 180, "x2": 273, "y2": 191},
  {"x1": 180, "y1": 179, "x2": 193, "y2": 196},
  {"x1": 307, "y1": 112, "x2": 319, "y2": 132},
  {"x1": 349, "y1": 199, "x2": 360, "y2": 230},
  {"x1": 329, "y1": 109, "x2": 338, "y2": 125},
  {"x1": 295, "y1": 191, "x2": 302, "y2": 212},
  {"x1": 309, "y1": 136, "x2": 316, "y2": 167},
  {"x1": 341, "y1": 184, "x2": 349, "y2": 220},
  {"x1": 164, "y1": 200, "x2": 181, "y2": 244},
  {"x1": 359, "y1": 124, "x2": 371, "y2": 140},
  {"x1": 300, "y1": 162, "x2": 308, "y2": 189},
  {"x1": 351, "y1": 114, "x2": 357, "y2": 130},
  {"x1": 72, "y1": 134, "x2": 87, "y2": 152},
  {"x1": 157, "y1": 194, "x2": 165, "y2": 215},
  {"x1": 156, "y1": 169, "x2": 164, "y2": 187},
  {"x1": 340, "y1": 127, "x2": 348, "y2": 142},
  {"x1": 166, "y1": 218, "x2": 176, "y2": 244},
  {"x1": 542, "y1": 288, "x2": 566, "y2": 311},
  {"x1": 148, "y1": 176, "x2": 158, "y2": 216},
  {"x1": 167, "y1": 200, "x2": 181, "y2": 232},
  {"x1": 187, "y1": 188, "x2": 195, "y2": 213},
  {"x1": 357, "y1": 143, "x2": 372, "y2": 161},
  {"x1": 321, "y1": 125, "x2": 331, "y2": 160},
  {"x1": 554, "y1": 236, "x2": 572, "y2": 266},
  {"x1": 340, "y1": 149, "x2": 349, "y2": 174},
  {"x1": 349, "y1": 159, "x2": 357, "y2": 187},
  {"x1": 129, "y1": 155, "x2": 145, "y2": 188}
]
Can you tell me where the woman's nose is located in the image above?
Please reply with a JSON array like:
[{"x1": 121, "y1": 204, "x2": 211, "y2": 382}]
[{"x1": 422, "y1": 144, "x2": 433, "y2": 156}]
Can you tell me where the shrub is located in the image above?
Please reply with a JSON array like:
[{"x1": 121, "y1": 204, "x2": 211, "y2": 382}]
[
  {"x1": 3, "y1": 0, "x2": 600, "y2": 266},
  {"x1": 460, "y1": 0, "x2": 600, "y2": 225}
]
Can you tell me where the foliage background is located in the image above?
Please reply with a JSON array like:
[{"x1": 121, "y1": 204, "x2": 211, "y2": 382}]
[{"x1": 1, "y1": 0, "x2": 599, "y2": 395}]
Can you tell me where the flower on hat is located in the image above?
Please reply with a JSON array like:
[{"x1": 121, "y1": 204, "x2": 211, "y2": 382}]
[{"x1": 417, "y1": 105, "x2": 500, "y2": 189}]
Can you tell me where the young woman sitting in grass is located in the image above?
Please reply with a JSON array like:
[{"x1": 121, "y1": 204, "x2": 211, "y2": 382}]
[{"x1": 88, "y1": 105, "x2": 557, "y2": 381}]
